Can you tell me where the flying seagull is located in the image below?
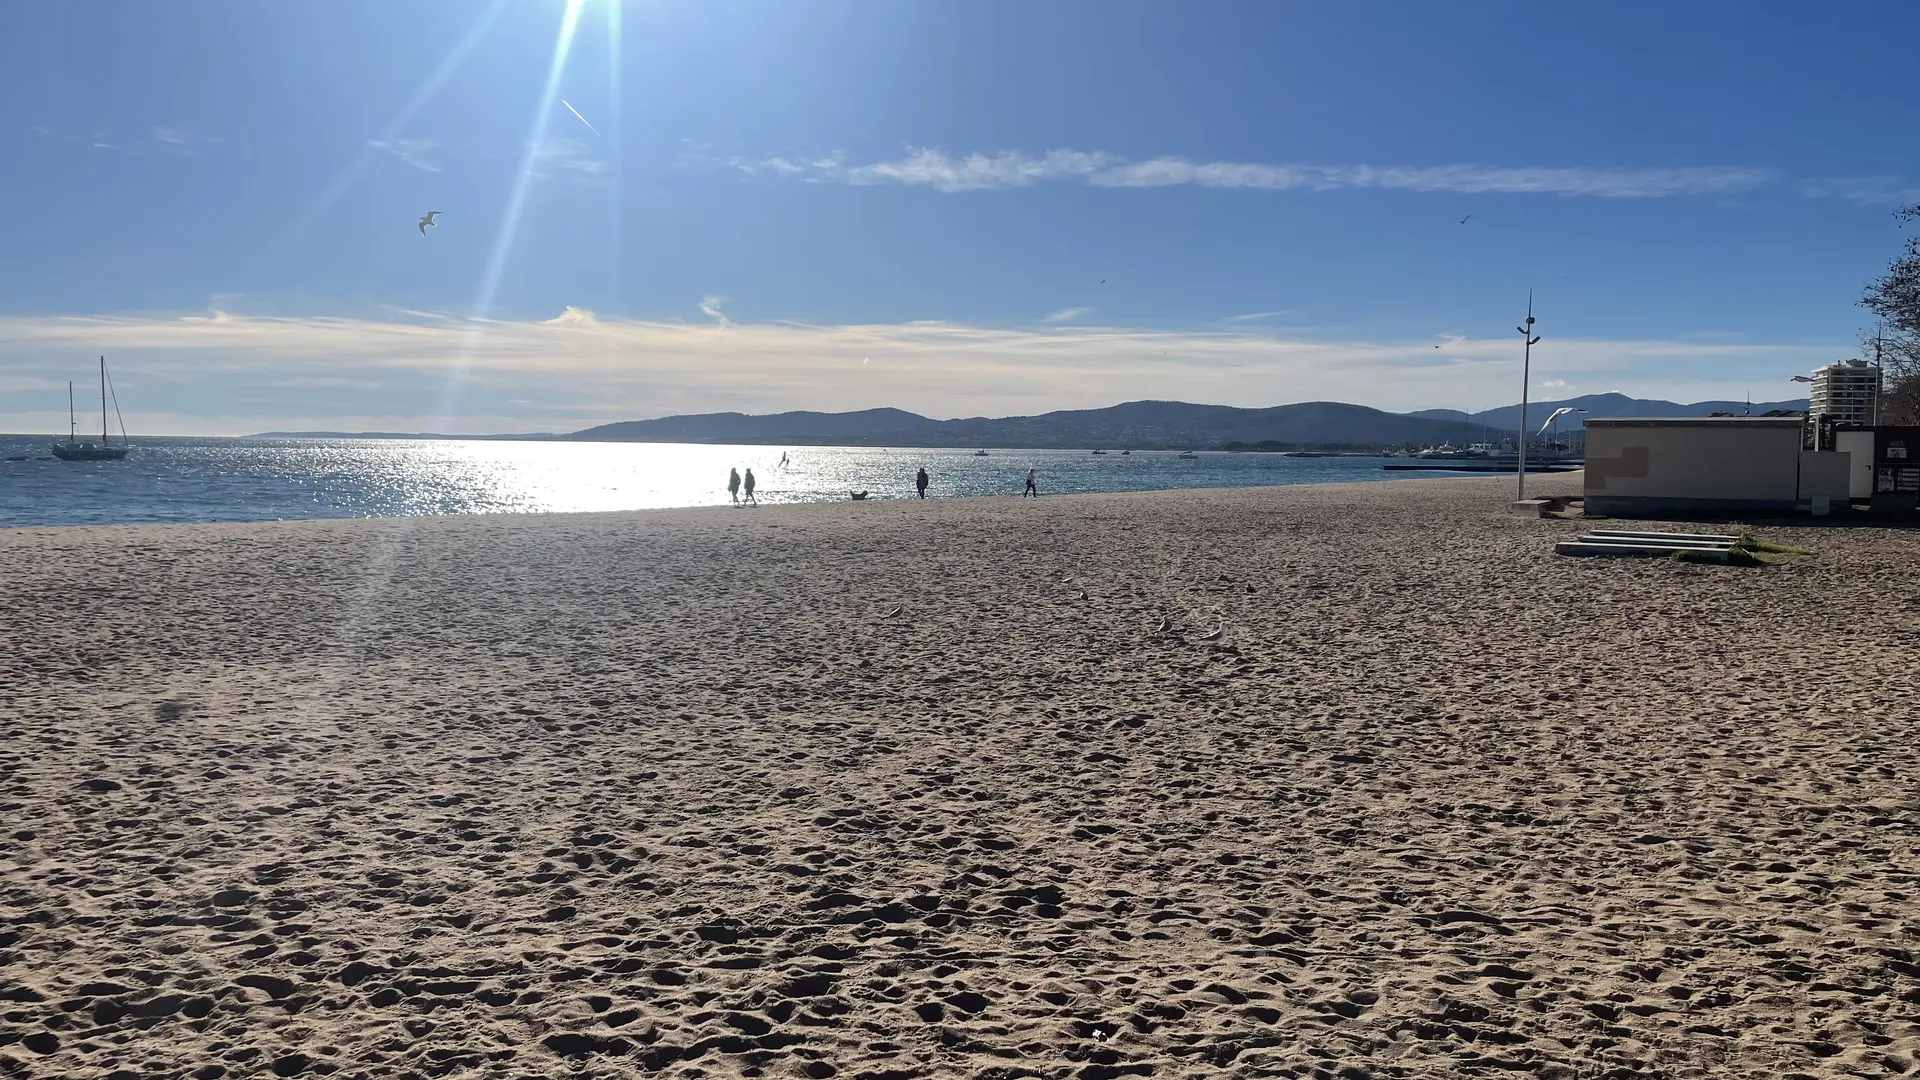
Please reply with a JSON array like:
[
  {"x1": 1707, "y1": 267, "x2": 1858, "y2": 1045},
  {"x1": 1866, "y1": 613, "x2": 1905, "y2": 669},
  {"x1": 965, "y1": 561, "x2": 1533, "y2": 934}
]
[
  {"x1": 418, "y1": 211, "x2": 440, "y2": 236},
  {"x1": 1457, "y1": 214, "x2": 1473, "y2": 225}
]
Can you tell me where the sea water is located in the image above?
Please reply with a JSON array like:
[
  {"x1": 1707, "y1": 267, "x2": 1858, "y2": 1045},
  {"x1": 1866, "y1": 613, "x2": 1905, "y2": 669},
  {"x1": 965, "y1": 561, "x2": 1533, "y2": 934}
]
[{"x1": 0, "y1": 436, "x2": 1479, "y2": 528}]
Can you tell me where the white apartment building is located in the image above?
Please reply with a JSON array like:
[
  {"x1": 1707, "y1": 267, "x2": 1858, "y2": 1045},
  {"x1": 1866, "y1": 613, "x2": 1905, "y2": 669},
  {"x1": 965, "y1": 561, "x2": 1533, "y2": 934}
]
[{"x1": 1809, "y1": 358, "x2": 1881, "y2": 427}]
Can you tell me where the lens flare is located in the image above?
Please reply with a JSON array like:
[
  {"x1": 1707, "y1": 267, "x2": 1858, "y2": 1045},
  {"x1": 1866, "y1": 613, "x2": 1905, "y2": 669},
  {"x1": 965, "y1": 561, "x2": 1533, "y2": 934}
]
[{"x1": 431, "y1": 0, "x2": 589, "y2": 428}]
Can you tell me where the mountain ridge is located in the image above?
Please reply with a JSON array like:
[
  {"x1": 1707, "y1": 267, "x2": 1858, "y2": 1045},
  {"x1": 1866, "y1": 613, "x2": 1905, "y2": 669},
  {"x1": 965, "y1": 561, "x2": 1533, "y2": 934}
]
[{"x1": 247, "y1": 393, "x2": 1811, "y2": 449}]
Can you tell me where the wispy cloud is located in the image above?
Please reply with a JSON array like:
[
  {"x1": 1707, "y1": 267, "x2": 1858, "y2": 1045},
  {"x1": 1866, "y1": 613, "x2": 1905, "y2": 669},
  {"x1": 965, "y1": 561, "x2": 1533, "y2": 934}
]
[
  {"x1": 843, "y1": 149, "x2": 1114, "y2": 193},
  {"x1": 697, "y1": 297, "x2": 730, "y2": 331},
  {"x1": 1043, "y1": 307, "x2": 1093, "y2": 324},
  {"x1": 369, "y1": 138, "x2": 443, "y2": 173},
  {"x1": 1801, "y1": 175, "x2": 1920, "y2": 206},
  {"x1": 719, "y1": 147, "x2": 1782, "y2": 200},
  {"x1": 151, "y1": 126, "x2": 218, "y2": 156},
  {"x1": 0, "y1": 307, "x2": 1846, "y2": 435},
  {"x1": 1099, "y1": 160, "x2": 1777, "y2": 198},
  {"x1": 1224, "y1": 311, "x2": 1298, "y2": 323},
  {"x1": 543, "y1": 305, "x2": 602, "y2": 328},
  {"x1": 531, "y1": 137, "x2": 605, "y2": 178}
]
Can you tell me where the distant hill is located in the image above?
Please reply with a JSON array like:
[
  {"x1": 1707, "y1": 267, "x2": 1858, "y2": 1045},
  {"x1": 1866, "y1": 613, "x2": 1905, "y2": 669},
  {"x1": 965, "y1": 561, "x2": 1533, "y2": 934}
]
[
  {"x1": 250, "y1": 431, "x2": 559, "y2": 440},
  {"x1": 569, "y1": 400, "x2": 1502, "y2": 451},
  {"x1": 1422, "y1": 393, "x2": 1809, "y2": 433},
  {"x1": 247, "y1": 392, "x2": 1814, "y2": 449}
]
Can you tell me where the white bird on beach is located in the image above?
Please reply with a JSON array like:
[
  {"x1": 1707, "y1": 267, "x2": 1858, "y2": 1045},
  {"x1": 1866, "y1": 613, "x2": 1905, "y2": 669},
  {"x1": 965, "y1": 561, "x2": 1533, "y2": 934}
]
[
  {"x1": 1155, "y1": 615, "x2": 1172, "y2": 635},
  {"x1": 882, "y1": 605, "x2": 902, "y2": 619},
  {"x1": 1198, "y1": 623, "x2": 1224, "y2": 642},
  {"x1": 418, "y1": 211, "x2": 440, "y2": 236}
]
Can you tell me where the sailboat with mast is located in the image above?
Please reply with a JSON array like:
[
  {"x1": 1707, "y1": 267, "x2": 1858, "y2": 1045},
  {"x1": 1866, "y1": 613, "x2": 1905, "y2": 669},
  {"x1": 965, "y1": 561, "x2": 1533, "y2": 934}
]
[{"x1": 52, "y1": 356, "x2": 131, "y2": 461}]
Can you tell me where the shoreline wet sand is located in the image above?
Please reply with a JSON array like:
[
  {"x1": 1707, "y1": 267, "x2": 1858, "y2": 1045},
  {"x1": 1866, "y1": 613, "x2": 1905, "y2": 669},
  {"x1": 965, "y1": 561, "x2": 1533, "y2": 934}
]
[{"x1": 4, "y1": 473, "x2": 1918, "y2": 1079}]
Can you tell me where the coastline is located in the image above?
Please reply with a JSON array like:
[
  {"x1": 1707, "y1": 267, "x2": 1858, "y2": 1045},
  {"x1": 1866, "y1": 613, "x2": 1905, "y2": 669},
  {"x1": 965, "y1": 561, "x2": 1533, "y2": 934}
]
[
  {"x1": 5, "y1": 472, "x2": 1918, "y2": 1079},
  {"x1": 0, "y1": 457, "x2": 1528, "y2": 534}
]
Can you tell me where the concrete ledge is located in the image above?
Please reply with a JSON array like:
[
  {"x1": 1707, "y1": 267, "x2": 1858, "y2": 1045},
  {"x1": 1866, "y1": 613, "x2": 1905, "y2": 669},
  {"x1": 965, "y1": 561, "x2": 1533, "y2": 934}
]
[
  {"x1": 1556, "y1": 541, "x2": 1732, "y2": 561},
  {"x1": 1556, "y1": 528, "x2": 1739, "y2": 560},
  {"x1": 1510, "y1": 499, "x2": 1551, "y2": 517}
]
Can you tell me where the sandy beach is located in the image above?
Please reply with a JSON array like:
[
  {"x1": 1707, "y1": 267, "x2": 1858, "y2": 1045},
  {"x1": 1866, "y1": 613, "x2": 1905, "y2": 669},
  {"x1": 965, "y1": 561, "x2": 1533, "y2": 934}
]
[{"x1": 3, "y1": 473, "x2": 1918, "y2": 1080}]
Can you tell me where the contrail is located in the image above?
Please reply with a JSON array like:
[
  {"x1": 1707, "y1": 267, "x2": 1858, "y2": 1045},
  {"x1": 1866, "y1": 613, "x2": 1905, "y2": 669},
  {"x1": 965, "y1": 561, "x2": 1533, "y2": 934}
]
[{"x1": 561, "y1": 99, "x2": 600, "y2": 136}]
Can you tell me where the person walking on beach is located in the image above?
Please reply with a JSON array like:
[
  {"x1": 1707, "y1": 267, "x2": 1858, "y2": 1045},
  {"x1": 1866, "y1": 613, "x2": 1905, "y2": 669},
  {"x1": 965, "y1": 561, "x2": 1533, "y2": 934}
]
[
  {"x1": 778, "y1": 451, "x2": 789, "y2": 470},
  {"x1": 916, "y1": 467, "x2": 929, "y2": 499},
  {"x1": 1023, "y1": 468, "x2": 1038, "y2": 497},
  {"x1": 743, "y1": 468, "x2": 757, "y2": 506},
  {"x1": 727, "y1": 467, "x2": 741, "y2": 506}
]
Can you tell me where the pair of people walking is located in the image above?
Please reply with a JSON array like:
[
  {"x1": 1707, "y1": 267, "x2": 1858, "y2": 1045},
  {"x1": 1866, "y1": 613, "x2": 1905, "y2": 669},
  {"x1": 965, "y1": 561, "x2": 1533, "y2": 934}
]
[{"x1": 727, "y1": 467, "x2": 757, "y2": 506}]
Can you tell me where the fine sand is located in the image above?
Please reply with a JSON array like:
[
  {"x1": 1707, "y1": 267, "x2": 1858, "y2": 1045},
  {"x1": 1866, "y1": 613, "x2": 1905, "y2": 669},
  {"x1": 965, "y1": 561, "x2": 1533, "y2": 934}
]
[{"x1": 3, "y1": 474, "x2": 1918, "y2": 1080}]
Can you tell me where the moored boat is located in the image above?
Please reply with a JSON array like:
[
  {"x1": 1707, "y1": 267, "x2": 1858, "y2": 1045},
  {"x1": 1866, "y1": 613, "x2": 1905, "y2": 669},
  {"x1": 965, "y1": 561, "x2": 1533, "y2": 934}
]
[{"x1": 52, "y1": 357, "x2": 131, "y2": 461}]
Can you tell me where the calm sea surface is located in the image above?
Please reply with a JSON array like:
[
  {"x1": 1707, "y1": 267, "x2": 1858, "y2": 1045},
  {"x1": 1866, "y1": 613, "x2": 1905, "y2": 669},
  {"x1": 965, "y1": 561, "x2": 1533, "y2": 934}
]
[{"x1": 0, "y1": 436, "x2": 1484, "y2": 528}]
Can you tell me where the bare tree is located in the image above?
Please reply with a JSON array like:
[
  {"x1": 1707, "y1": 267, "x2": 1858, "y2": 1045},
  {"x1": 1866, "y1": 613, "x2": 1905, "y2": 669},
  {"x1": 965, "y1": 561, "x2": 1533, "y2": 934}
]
[
  {"x1": 1865, "y1": 329, "x2": 1920, "y2": 425},
  {"x1": 1862, "y1": 204, "x2": 1920, "y2": 424}
]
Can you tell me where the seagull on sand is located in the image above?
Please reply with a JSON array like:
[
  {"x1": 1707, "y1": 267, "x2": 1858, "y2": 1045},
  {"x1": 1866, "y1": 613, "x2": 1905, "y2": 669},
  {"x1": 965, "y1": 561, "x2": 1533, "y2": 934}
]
[
  {"x1": 1155, "y1": 615, "x2": 1172, "y2": 635},
  {"x1": 1197, "y1": 623, "x2": 1224, "y2": 642},
  {"x1": 882, "y1": 605, "x2": 902, "y2": 619},
  {"x1": 418, "y1": 211, "x2": 440, "y2": 236}
]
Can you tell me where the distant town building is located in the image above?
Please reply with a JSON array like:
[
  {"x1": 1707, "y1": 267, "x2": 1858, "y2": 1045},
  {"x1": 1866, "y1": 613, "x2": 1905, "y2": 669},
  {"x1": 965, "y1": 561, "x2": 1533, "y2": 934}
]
[{"x1": 1808, "y1": 359, "x2": 1881, "y2": 427}]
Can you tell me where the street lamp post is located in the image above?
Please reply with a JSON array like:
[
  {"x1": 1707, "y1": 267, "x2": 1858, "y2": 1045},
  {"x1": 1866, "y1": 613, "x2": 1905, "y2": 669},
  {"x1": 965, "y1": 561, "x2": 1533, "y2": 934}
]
[
  {"x1": 1873, "y1": 328, "x2": 1884, "y2": 426},
  {"x1": 1790, "y1": 374, "x2": 1815, "y2": 448},
  {"x1": 1516, "y1": 293, "x2": 1541, "y2": 501}
]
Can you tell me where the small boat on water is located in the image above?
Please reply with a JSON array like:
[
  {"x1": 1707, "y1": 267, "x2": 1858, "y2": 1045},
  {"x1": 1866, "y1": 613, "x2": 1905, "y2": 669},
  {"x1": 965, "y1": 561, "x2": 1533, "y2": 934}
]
[
  {"x1": 1176, "y1": 450, "x2": 1198, "y2": 459},
  {"x1": 1120, "y1": 449, "x2": 1131, "y2": 456},
  {"x1": 1091, "y1": 449, "x2": 1107, "y2": 456},
  {"x1": 52, "y1": 356, "x2": 131, "y2": 461},
  {"x1": 974, "y1": 449, "x2": 989, "y2": 456}
]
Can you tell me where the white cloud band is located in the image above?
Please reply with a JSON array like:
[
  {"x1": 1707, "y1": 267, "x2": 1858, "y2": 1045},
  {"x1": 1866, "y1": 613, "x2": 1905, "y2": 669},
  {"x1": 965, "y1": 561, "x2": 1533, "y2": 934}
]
[
  {"x1": 729, "y1": 148, "x2": 1783, "y2": 199},
  {"x1": 0, "y1": 307, "x2": 1838, "y2": 435}
]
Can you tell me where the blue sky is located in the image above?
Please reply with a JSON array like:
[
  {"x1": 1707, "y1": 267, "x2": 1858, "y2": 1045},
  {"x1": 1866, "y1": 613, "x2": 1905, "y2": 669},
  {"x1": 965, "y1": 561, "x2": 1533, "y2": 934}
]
[{"x1": 3, "y1": 0, "x2": 1917, "y2": 434}]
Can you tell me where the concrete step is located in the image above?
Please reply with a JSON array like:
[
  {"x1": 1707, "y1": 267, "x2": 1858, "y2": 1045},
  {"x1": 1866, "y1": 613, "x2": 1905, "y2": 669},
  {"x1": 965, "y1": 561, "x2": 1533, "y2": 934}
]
[
  {"x1": 1584, "y1": 529, "x2": 1740, "y2": 543},
  {"x1": 1556, "y1": 540, "x2": 1733, "y2": 561},
  {"x1": 1572, "y1": 535, "x2": 1737, "y2": 550}
]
